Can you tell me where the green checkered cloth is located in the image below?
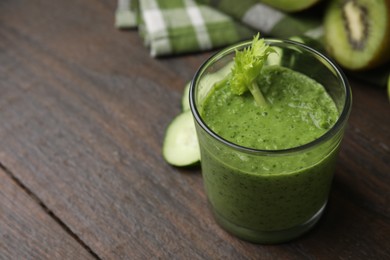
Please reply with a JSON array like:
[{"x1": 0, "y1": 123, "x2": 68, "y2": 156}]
[
  {"x1": 116, "y1": 0, "x2": 139, "y2": 28},
  {"x1": 116, "y1": 0, "x2": 389, "y2": 87},
  {"x1": 116, "y1": 0, "x2": 254, "y2": 56},
  {"x1": 200, "y1": 0, "x2": 323, "y2": 39},
  {"x1": 116, "y1": 0, "x2": 323, "y2": 57}
]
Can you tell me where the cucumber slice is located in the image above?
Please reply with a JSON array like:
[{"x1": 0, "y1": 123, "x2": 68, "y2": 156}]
[
  {"x1": 198, "y1": 61, "x2": 234, "y2": 101},
  {"x1": 266, "y1": 46, "x2": 283, "y2": 66},
  {"x1": 168, "y1": 62, "x2": 234, "y2": 166},
  {"x1": 182, "y1": 82, "x2": 191, "y2": 111},
  {"x1": 162, "y1": 111, "x2": 200, "y2": 167}
]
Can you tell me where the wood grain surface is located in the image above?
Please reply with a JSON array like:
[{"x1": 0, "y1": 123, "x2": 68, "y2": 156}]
[
  {"x1": 0, "y1": 0, "x2": 389, "y2": 259},
  {"x1": 0, "y1": 169, "x2": 95, "y2": 259}
]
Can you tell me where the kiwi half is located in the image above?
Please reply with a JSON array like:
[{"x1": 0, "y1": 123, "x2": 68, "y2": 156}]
[{"x1": 324, "y1": 0, "x2": 390, "y2": 70}]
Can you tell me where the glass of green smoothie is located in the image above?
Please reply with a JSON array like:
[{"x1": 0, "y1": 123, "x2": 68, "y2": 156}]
[{"x1": 189, "y1": 38, "x2": 352, "y2": 244}]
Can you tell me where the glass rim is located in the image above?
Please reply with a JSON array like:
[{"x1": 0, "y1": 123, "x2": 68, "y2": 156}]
[{"x1": 189, "y1": 38, "x2": 352, "y2": 155}]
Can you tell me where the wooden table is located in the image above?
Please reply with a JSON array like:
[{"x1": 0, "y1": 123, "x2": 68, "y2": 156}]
[{"x1": 1, "y1": 1, "x2": 389, "y2": 259}]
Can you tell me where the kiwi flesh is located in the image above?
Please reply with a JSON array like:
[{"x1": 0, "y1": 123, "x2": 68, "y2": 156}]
[{"x1": 324, "y1": 0, "x2": 390, "y2": 70}]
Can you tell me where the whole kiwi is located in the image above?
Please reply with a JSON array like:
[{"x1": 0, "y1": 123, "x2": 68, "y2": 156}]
[
  {"x1": 261, "y1": 0, "x2": 323, "y2": 12},
  {"x1": 324, "y1": 0, "x2": 390, "y2": 70}
]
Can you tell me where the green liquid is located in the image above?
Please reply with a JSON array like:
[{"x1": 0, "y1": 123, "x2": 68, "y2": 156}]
[
  {"x1": 199, "y1": 65, "x2": 340, "y2": 243},
  {"x1": 202, "y1": 65, "x2": 338, "y2": 150}
]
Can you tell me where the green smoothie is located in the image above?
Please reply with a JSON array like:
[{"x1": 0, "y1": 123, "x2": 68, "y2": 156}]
[
  {"x1": 202, "y1": 65, "x2": 338, "y2": 150},
  {"x1": 198, "y1": 65, "x2": 340, "y2": 242}
]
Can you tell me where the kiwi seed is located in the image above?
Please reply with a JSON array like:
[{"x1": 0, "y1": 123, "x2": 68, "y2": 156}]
[{"x1": 342, "y1": 0, "x2": 369, "y2": 50}]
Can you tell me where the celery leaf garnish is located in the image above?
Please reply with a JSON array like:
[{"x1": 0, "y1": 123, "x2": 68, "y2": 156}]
[{"x1": 229, "y1": 34, "x2": 274, "y2": 107}]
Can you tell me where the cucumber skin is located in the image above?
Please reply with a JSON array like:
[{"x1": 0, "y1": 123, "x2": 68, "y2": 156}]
[
  {"x1": 388, "y1": 73, "x2": 390, "y2": 101},
  {"x1": 182, "y1": 82, "x2": 191, "y2": 111}
]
